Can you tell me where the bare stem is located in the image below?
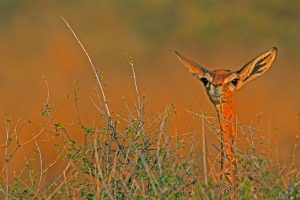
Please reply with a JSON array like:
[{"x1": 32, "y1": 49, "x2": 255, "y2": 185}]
[
  {"x1": 127, "y1": 55, "x2": 144, "y2": 136},
  {"x1": 202, "y1": 115, "x2": 208, "y2": 185},
  {"x1": 35, "y1": 141, "x2": 43, "y2": 193},
  {"x1": 127, "y1": 55, "x2": 141, "y2": 109},
  {"x1": 5, "y1": 116, "x2": 10, "y2": 200},
  {"x1": 60, "y1": 15, "x2": 112, "y2": 126}
]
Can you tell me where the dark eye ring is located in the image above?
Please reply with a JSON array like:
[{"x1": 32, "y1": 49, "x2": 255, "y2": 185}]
[
  {"x1": 231, "y1": 78, "x2": 239, "y2": 86},
  {"x1": 200, "y1": 78, "x2": 209, "y2": 86}
]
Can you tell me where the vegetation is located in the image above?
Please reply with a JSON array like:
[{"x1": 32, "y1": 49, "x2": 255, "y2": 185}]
[{"x1": 1, "y1": 79, "x2": 299, "y2": 199}]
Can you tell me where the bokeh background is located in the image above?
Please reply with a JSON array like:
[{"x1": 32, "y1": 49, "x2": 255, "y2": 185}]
[{"x1": 0, "y1": 0, "x2": 299, "y2": 172}]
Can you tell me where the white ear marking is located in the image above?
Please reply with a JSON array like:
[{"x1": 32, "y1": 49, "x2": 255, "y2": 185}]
[
  {"x1": 237, "y1": 47, "x2": 277, "y2": 85},
  {"x1": 204, "y1": 73, "x2": 213, "y2": 82}
]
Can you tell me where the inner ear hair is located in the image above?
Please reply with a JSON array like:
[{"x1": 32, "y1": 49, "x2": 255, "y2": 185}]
[{"x1": 237, "y1": 47, "x2": 277, "y2": 83}]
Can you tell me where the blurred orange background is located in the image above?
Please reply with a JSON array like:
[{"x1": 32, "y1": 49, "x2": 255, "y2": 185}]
[{"x1": 0, "y1": 0, "x2": 299, "y2": 173}]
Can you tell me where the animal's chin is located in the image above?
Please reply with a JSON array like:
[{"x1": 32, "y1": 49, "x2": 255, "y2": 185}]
[
  {"x1": 209, "y1": 95, "x2": 229, "y2": 105},
  {"x1": 209, "y1": 96, "x2": 221, "y2": 104}
]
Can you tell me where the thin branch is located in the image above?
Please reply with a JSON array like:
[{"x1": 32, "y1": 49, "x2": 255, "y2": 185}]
[
  {"x1": 21, "y1": 127, "x2": 45, "y2": 146},
  {"x1": 5, "y1": 115, "x2": 10, "y2": 200},
  {"x1": 35, "y1": 141, "x2": 43, "y2": 193},
  {"x1": 60, "y1": 15, "x2": 112, "y2": 126},
  {"x1": 41, "y1": 148, "x2": 66, "y2": 174},
  {"x1": 41, "y1": 73, "x2": 50, "y2": 105},
  {"x1": 126, "y1": 55, "x2": 141, "y2": 109},
  {"x1": 202, "y1": 115, "x2": 208, "y2": 185},
  {"x1": 46, "y1": 162, "x2": 72, "y2": 200}
]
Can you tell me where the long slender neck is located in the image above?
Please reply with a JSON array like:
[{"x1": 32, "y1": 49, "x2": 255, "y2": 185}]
[
  {"x1": 216, "y1": 101, "x2": 234, "y2": 136},
  {"x1": 215, "y1": 100, "x2": 236, "y2": 185}
]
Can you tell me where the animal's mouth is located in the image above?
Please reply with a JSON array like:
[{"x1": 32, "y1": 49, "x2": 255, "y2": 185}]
[
  {"x1": 208, "y1": 93, "x2": 231, "y2": 105},
  {"x1": 214, "y1": 94, "x2": 224, "y2": 98},
  {"x1": 209, "y1": 93, "x2": 224, "y2": 99},
  {"x1": 209, "y1": 95, "x2": 223, "y2": 104}
]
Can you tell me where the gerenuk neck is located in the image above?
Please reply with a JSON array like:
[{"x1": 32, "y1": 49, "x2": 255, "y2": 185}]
[{"x1": 215, "y1": 100, "x2": 236, "y2": 184}]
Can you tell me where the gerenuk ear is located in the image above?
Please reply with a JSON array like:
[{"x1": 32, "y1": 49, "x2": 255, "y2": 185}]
[
  {"x1": 237, "y1": 47, "x2": 277, "y2": 85},
  {"x1": 175, "y1": 51, "x2": 210, "y2": 78}
]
